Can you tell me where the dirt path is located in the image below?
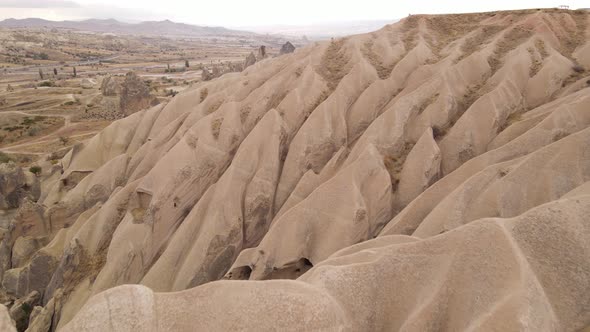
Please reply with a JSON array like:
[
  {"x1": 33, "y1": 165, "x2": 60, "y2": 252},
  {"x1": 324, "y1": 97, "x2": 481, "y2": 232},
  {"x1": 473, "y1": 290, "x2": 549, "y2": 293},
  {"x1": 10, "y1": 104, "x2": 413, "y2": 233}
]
[
  {"x1": 0, "y1": 110, "x2": 77, "y2": 155},
  {"x1": 0, "y1": 131, "x2": 97, "y2": 155}
]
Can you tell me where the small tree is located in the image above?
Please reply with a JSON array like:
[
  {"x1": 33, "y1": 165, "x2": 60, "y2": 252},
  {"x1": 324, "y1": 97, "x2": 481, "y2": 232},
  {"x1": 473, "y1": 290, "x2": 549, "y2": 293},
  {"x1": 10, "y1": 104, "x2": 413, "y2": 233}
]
[
  {"x1": 53, "y1": 68, "x2": 58, "y2": 76},
  {"x1": 59, "y1": 136, "x2": 69, "y2": 145},
  {"x1": 73, "y1": 66, "x2": 77, "y2": 77},
  {"x1": 29, "y1": 166, "x2": 42, "y2": 176},
  {"x1": 185, "y1": 60, "x2": 189, "y2": 68},
  {"x1": 39, "y1": 68, "x2": 44, "y2": 80}
]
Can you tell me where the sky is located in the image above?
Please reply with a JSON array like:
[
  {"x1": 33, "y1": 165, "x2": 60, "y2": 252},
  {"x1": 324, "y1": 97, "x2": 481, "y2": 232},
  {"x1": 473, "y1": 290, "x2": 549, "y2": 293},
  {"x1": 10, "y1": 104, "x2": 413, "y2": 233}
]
[{"x1": 0, "y1": 0, "x2": 588, "y2": 27}]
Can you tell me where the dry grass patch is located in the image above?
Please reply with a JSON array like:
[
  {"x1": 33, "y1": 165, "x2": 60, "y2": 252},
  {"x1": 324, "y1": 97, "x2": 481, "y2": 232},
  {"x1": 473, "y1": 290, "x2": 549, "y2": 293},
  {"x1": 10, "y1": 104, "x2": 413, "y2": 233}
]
[
  {"x1": 425, "y1": 14, "x2": 486, "y2": 50},
  {"x1": 318, "y1": 38, "x2": 351, "y2": 92},
  {"x1": 239, "y1": 106, "x2": 251, "y2": 124},
  {"x1": 211, "y1": 117, "x2": 223, "y2": 139},
  {"x1": 562, "y1": 10, "x2": 588, "y2": 58},
  {"x1": 362, "y1": 39, "x2": 397, "y2": 80},
  {"x1": 205, "y1": 99, "x2": 223, "y2": 115},
  {"x1": 488, "y1": 26, "x2": 534, "y2": 75},
  {"x1": 529, "y1": 39, "x2": 549, "y2": 77},
  {"x1": 383, "y1": 142, "x2": 414, "y2": 192},
  {"x1": 456, "y1": 25, "x2": 506, "y2": 63},
  {"x1": 401, "y1": 16, "x2": 420, "y2": 51},
  {"x1": 199, "y1": 88, "x2": 208, "y2": 103}
]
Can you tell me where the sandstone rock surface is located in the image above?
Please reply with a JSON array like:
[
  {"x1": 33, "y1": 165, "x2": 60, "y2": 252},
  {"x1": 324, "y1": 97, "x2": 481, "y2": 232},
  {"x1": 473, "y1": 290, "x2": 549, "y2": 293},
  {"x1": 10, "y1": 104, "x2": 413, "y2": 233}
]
[{"x1": 3, "y1": 9, "x2": 590, "y2": 332}]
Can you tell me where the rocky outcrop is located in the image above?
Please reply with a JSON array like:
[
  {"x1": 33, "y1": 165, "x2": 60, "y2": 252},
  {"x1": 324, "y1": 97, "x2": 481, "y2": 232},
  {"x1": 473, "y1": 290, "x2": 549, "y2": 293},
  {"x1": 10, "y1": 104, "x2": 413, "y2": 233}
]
[
  {"x1": 0, "y1": 304, "x2": 16, "y2": 332},
  {"x1": 243, "y1": 52, "x2": 256, "y2": 69},
  {"x1": 99, "y1": 76, "x2": 120, "y2": 96},
  {"x1": 62, "y1": 195, "x2": 590, "y2": 331},
  {"x1": 0, "y1": 163, "x2": 40, "y2": 211},
  {"x1": 256, "y1": 45, "x2": 267, "y2": 60},
  {"x1": 25, "y1": 289, "x2": 62, "y2": 332},
  {"x1": 9, "y1": 290, "x2": 39, "y2": 331},
  {"x1": 279, "y1": 41, "x2": 296, "y2": 55},
  {"x1": 119, "y1": 72, "x2": 159, "y2": 116}
]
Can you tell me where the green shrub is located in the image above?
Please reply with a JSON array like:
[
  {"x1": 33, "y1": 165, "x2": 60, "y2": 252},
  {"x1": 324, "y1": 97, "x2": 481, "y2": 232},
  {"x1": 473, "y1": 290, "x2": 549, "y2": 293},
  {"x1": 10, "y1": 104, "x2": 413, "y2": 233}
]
[
  {"x1": 0, "y1": 152, "x2": 11, "y2": 164},
  {"x1": 22, "y1": 117, "x2": 36, "y2": 126},
  {"x1": 28, "y1": 126, "x2": 40, "y2": 136},
  {"x1": 29, "y1": 165, "x2": 42, "y2": 176},
  {"x1": 37, "y1": 81, "x2": 55, "y2": 87}
]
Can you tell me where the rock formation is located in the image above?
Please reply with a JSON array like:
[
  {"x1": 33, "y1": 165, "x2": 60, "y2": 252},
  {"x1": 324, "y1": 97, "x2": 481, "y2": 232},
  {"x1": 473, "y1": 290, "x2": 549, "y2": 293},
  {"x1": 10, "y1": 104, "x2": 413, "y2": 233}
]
[
  {"x1": 2, "y1": 8, "x2": 590, "y2": 331},
  {"x1": 119, "y1": 72, "x2": 159, "y2": 116},
  {"x1": 243, "y1": 52, "x2": 256, "y2": 69},
  {"x1": 256, "y1": 45, "x2": 267, "y2": 60},
  {"x1": 0, "y1": 304, "x2": 16, "y2": 332},
  {"x1": 99, "y1": 76, "x2": 120, "y2": 96},
  {"x1": 0, "y1": 163, "x2": 40, "y2": 212},
  {"x1": 279, "y1": 41, "x2": 296, "y2": 55}
]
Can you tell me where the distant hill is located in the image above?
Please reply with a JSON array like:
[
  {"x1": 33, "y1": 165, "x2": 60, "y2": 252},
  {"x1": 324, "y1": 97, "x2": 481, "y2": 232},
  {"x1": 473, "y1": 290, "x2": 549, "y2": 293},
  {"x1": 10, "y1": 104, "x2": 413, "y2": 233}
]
[
  {"x1": 0, "y1": 18, "x2": 256, "y2": 38},
  {"x1": 240, "y1": 19, "x2": 399, "y2": 39}
]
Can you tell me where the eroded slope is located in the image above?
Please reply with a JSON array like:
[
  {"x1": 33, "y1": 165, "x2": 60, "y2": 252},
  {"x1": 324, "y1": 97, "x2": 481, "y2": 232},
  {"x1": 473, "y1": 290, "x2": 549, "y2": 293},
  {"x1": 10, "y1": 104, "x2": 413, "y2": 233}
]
[{"x1": 1, "y1": 8, "x2": 590, "y2": 332}]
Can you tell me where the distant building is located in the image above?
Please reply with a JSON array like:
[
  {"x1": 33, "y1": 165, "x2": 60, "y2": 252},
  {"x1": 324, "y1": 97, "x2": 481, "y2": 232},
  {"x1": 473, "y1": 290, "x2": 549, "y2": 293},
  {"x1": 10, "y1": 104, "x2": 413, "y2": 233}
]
[{"x1": 558, "y1": 5, "x2": 570, "y2": 9}]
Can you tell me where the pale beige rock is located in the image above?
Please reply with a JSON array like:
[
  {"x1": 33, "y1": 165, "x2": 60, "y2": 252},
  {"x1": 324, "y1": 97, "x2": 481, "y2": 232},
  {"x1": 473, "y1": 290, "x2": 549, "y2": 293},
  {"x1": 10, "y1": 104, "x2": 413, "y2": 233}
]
[
  {"x1": 0, "y1": 304, "x2": 16, "y2": 332},
  {"x1": 5, "y1": 10, "x2": 590, "y2": 332},
  {"x1": 228, "y1": 144, "x2": 392, "y2": 280},
  {"x1": 62, "y1": 195, "x2": 590, "y2": 332},
  {"x1": 394, "y1": 127, "x2": 440, "y2": 210}
]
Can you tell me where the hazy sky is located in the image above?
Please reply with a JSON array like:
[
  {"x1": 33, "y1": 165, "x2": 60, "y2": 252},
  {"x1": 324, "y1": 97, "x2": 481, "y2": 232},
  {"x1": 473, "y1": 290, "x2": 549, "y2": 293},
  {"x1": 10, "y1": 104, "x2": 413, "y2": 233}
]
[{"x1": 0, "y1": 0, "x2": 588, "y2": 27}]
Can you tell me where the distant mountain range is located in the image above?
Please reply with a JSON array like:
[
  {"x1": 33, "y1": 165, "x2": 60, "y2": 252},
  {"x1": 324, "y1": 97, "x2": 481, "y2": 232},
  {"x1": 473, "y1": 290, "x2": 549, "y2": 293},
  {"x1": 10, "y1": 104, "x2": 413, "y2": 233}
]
[
  {"x1": 0, "y1": 18, "x2": 256, "y2": 38},
  {"x1": 240, "y1": 19, "x2": 399, "y2": 39}
]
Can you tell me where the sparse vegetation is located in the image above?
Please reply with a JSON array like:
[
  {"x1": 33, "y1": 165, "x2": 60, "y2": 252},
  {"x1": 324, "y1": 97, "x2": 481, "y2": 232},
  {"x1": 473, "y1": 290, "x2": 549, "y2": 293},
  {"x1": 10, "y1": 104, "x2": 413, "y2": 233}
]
[
  {"x1": 211, "y1": 117, "x2": 223, "y2": 139},
  {"x1": 200, "y1": 88, "x2": 208, "y2": 102},
  {"x1": 0, "y1": 152, "x2": 11, "y2": 164},
  {"x1": 318, "y1": 38, "x2": 351, "y2": 91},
  {"x1": 572, "y1": 64, "x2": 585, "y2": 73},
  {"x1": 59, "y1": 136, "x2": 69, "y2": 145},
  {"x1": 29, "y1": 165, "x2": 42, "y2": 176},
  {"x1": 27, "y1": 126, "x2": 40, "y2": 136},
  {"x1": 165, "y1": 89, "x2": 178, "y2": 97},
  {"x1": 37, "y1": 81, "x2": 55, "y2": 87}
]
